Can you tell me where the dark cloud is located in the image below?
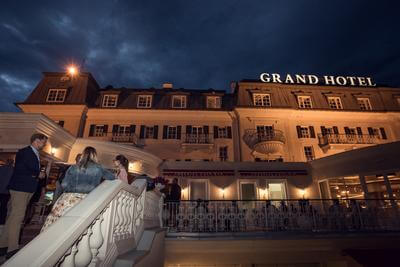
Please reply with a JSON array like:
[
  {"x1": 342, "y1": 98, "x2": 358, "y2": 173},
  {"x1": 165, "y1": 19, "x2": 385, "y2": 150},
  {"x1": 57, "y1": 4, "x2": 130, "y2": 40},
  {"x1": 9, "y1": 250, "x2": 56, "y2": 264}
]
[{"x1": 1, "y1": 0, "x2": 399, "y2": 111}]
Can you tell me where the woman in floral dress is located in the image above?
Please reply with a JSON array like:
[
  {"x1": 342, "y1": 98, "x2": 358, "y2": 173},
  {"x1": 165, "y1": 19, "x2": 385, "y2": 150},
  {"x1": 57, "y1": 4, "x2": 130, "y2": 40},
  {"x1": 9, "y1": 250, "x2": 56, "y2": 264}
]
[{"x1": 41, "y1": 146, "x2": 115, "y2": 232}]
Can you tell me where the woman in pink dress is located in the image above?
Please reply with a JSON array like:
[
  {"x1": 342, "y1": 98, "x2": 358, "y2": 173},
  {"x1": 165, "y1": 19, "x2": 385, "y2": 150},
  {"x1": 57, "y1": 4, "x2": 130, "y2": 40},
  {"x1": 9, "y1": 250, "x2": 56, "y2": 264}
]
[{"x1": 114, "y1": 154, "x2": 129, "y2": 183}]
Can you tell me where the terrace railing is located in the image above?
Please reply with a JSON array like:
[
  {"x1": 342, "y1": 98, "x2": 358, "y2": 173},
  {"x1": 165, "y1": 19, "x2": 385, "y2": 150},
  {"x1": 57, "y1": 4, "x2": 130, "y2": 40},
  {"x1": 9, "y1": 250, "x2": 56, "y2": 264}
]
[
  {"x1": 163, "y1": 199, "x2": 400, "y2": 233},
  {"x1": 318, "y1": 133, "x2": 379, "y2": 147}
]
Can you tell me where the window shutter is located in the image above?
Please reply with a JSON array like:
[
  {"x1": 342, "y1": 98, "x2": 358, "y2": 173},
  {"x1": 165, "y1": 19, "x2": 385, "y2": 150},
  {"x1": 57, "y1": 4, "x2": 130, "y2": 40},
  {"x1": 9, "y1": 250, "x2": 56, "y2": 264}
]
[
  {"x1": 333, "y1": 126, "x2": 339, "y2": 134},
  {"x1": 129, "y1": 125, "x2": 136, "y2": 135},
  {"x1": 89, "y1": 124, "x2": 95, "y2": 137},
  {"x1": 186, "y1": 125, "x2": 192, "y2": 134},
  {"x1": 344, "y1": 127, "x2": 350, "y2": 135},
  {"x1": 368, "y1": 127, "x2": 374, "y2": 136},
  {"x1": 103, "y1": 125, "x2": 108, "y2": 136},
  {"x1": 214, "y1": 126, "x2": 219, "y2": 139},
  {"x1": 309, "y1": 126, "x2": 315, "y2": 138},
  {"x1": 203, "y1": 125, "x2": 209, "y2": 134},
  {"x1": 356, "y1": 127, "x2": 363, "y2": 136},
  {"x1": 227, "y1": 126, "x2": 232, "y2": 139},
  {"x1": 163, "y1": 125, "x2": 168, "y2": 139},
  {"x1": 140, "y1": 125, "x2": 145, "y2": 139},
  {"x1": 380, "y1": 127, "x2": 387, "y2": 139},
  {"x1": 112, "y1": 125, "x2": 119, "y2": 134},
  {"x1": 320, "y1": 126, "x2": 327, "y2": 136},
  {"x1": 177, "y1": 126, "x2": 182, "y2": 139},
  {"x1": 296, "y1": 126, "x2": 302, "y2": 138},
  {"x1": 153, "y1": 125, "x2": 159, "y2": 139}
]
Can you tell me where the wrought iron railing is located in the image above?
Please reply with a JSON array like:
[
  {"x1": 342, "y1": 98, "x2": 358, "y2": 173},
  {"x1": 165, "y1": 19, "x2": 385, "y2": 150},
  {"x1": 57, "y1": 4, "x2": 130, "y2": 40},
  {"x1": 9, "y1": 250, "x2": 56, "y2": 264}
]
[
  {"x1": 111, "y1": 133, "x2": 138, "y2": 144},
  {"x1": 318, "y1": 133, "x2": 379, "y2": 146},
  {"x1": 243, "y1": 129, "x2": 285, "y2": 150},
  {"x1": 162, "y1": 199, "x2": 399, "y2": 233},
  {"x1": 184, "y1": 133, "x2": 213, "y2": 144}
]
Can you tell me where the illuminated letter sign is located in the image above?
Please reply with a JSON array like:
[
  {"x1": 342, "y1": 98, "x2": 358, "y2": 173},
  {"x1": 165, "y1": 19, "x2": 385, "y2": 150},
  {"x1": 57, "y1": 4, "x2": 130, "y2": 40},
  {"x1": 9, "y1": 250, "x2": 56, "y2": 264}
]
[{"x1": 259, "y1": 73, "x2": 376, "y2": 87}]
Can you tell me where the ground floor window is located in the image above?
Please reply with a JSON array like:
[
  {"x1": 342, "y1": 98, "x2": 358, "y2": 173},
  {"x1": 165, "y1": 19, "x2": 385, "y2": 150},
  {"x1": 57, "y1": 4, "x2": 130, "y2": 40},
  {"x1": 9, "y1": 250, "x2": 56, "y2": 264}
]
[{"x1": 189, "y1": 180, "x2": 208, "y2": 200}]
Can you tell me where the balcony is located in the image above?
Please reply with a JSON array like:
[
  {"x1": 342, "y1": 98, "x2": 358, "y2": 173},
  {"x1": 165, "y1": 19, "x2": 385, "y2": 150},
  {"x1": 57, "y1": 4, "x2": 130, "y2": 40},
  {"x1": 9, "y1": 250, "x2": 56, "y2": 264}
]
[
  {"x1": 318, "y1": 133, "x2": 380, "y2": 151},
  {"x1": 181, "y1": 133, "x2": 214, "y2": 153},
  {"x1": 111, "y1": 133, "x2": 143, "y2": 147},
  {"x1": 243, "y1": 129, "x2": 285, "y2": 156}
]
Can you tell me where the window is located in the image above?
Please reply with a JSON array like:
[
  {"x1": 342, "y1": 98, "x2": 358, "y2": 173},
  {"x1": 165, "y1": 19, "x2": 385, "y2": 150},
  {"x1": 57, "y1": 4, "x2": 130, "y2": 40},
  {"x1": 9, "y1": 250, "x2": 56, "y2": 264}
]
[
  {"x1": 219, "y1": 146, "x2": 228, "y2": 161},
  {"x1": 145, "y1": 126, "x2": 154, "y2": 138},
  {"x1": 257, "y1": 125, "x2": 274, "y2": 138},
  {"x1": 253, "y1": 93, "x2": 271, "y2": 107},
  {"x1": 189, "y1": 180, "x2": 208, "y2": 200},
  {"x1": 137, "y1": 95, "x2": 152, "y2": 108},
  {"x1": 304, "y1": 146, "x2": 315, "y2": 161},
  {"x1": 368, "y1": 127, "x2": 387, "y2": 139},
  {"x1": 239, "y1": 181, "x2": 257, "y2": 200},
  {"x1": 297, "y1": 126, "x2": 315, "y2": 138},
  {"x1": 117, "y1": 125, "x2": 130, "y2": 135},
  {"x1": 297, "y1": 96, "x2": 313, "y2": 109},
  {"x1": 207, "y1": 96, "x2": 221, "y2": 108},
  {"x1": 172, "y1": 95, "x2": 187, "y2": 108},
  {"x1": 95, "y1": 125, "x2": 107, "y2": 137},
  {"x1": 357, "y1": 98, "x2": 372, "y2": 110},
  {"x1": 327, "y1": 97, "x2": 343, "y2": 109},
  {"x1": 102, "y1": 95, "x2": 118, "y2": 107},
  {"x1": 46, "y1": 89, "x2": 67, "y2": 103},
  {"x1": 214, "y1": 126, "x2": 232, "y2": 139},
  {"x1": 167, "y1": 126, "x2": 177, "y2": 139}
]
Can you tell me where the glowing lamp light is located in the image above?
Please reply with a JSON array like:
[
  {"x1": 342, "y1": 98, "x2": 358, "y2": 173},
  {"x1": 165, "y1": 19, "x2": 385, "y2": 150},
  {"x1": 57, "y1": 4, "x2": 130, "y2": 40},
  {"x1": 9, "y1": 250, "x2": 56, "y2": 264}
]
[
  {"x1": 220, "y1": 188, "x2": 226, "y2": 199},
  {"x1": 67, "y1": 65, "x2": 78, "y2": 76},
  {"x1": 299, "y1": 189, "x2": 306, "y2": 198},
  {"x1": 51, "y1": 147, "x2": 57, "y2": 156}
]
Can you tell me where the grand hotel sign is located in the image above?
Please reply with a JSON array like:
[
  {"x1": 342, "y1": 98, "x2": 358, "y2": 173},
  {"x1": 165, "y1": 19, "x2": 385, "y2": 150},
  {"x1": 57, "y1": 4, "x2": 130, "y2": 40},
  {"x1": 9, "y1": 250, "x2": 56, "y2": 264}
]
[{"x1": 259, "y1": 73, "x2": 376, "y2": 87}]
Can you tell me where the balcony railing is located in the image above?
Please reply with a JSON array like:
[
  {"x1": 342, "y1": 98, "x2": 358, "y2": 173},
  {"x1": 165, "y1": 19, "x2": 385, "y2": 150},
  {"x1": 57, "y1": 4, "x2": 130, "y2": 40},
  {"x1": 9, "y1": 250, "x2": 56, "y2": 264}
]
[
  {"x1": 163, "y1": 199, "x2": 400, "y2": 233},
  {"x1": 111, "y1": 133, "x2": 139, "y2": 146},
  {"x1": 243, "y1": 129, "x2": 285, "y2": 155},
  {"x1": 184, "y1": 133, "x2": 213, "y2": 144},
  {"x1": 318, "y1": 133, "x2": 379, "y2": 147}
]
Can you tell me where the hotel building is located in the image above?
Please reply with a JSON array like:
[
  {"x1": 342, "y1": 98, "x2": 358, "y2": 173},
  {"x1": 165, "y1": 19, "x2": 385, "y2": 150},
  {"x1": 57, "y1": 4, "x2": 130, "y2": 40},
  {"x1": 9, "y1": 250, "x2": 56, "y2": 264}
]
[
  {"x1": 5, "y1": 71, "x2": 398, "y2": 202},
  {"x1": 1, "y1": 71, "x2": 400, "y2": 266}
]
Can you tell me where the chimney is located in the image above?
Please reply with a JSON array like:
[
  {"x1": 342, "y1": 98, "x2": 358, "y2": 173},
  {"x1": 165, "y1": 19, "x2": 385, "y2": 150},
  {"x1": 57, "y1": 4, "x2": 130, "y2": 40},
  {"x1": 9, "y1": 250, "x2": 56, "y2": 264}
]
[{"x1": 162, "y1": 82, "x2": 173, "y2": 89}]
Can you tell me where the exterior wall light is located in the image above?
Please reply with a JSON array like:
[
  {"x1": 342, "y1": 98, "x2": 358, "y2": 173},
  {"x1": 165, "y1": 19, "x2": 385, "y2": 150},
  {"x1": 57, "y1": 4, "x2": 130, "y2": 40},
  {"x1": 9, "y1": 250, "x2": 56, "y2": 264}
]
[{"x1": 51, "y1": 147, "x2": 57, "y2": 156}]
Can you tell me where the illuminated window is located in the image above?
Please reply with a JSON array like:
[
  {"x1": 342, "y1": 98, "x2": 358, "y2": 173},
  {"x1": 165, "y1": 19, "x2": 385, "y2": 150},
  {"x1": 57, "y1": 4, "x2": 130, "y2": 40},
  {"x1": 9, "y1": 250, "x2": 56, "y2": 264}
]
[
  {"x1": 253, "y1": 94, "x2": 271, "y2": 107},
  {"x1": 102, "y1": 95, "x2": 118, "y2": 107},
  {"x1": 304, "y1": 146, "x2": 315, "y2": 161},
  {"x1": 207, "y1": 96, "x2": 221, "y2": 108},
  {"x1": 172, "y1": 95, "x2": 187, "y2": 108},
  {"x1": 327, "y1": 97, "x2": 343, "y2": 109},
  {"x1": 297, "y1": 96, "x2": 313, "y2": 109},
  {"x1": 137, "y1": 95, "x2": 152, "y2": 108},
  {"x1": 46, "y1": 89, "x2": 67, "y2": 103},
  {"x1": 357, "y1": 98, "x2": 372, "y2": 110}
]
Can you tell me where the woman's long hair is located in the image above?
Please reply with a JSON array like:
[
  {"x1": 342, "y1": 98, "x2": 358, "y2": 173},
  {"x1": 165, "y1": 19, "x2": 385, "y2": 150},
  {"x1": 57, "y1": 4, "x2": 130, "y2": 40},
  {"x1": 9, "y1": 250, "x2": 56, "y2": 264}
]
[
  {"x1": 115, "y1": 154, "x2": 129, "y2": 172},
  {"x1": 78, "y1": 146, "x2": 98, "y2": 169}
]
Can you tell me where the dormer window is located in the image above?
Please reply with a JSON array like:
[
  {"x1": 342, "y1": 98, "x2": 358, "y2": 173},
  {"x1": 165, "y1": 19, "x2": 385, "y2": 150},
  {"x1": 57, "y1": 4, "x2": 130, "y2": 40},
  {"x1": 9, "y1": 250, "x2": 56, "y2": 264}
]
[
  {"x1": 297, "y1": 96, "x2": 313, "y2": 109},
  {"x1": 172, "y1": 95, "x2": 187, "y2": 108},
  {"x1": 137, "y1": 95, "x2": 152, "y2": 108},
  {"x1": 46, "y1": 89, "x2": 67, "y2": 103},
  {"x1": 207, "y1": 96, "x2": 221, "y2": 108},
  {"x1": 357, "y1": 97, "x2": 372, "y2": 110},
  {"x1": 327, "y1": 97, "x2": 343, "y2": 109},
  {"x1": 253, "y1": 93, "x2": 271, "y2": 107},
  {"x1": 102, "y1": 95, "x2": 118, "y2": 107}
]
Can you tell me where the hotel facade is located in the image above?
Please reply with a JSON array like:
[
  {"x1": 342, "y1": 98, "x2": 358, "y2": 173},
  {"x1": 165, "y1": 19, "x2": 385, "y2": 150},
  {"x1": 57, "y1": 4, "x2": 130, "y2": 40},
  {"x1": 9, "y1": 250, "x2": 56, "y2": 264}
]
[
  {"x1": 1, "y1": 71, "x2": 397, "y2": 204},
  {"x1": 2, "y1": 71, "x2": 400, "y2": 266}
]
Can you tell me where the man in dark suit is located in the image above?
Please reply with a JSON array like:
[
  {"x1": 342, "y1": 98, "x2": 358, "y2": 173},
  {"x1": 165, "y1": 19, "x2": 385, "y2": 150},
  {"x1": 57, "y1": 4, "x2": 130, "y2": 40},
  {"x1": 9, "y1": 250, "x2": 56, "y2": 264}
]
[{"x1": 0, "y1": 133, "x2": 48, "y2": 259}]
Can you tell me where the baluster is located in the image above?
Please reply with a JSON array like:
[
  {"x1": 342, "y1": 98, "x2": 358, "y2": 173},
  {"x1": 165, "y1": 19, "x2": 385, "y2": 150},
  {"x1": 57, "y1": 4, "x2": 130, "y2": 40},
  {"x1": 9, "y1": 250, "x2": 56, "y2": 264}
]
[
  {"x1": 114, "y1": 195, "x2": 121, "y2": 237},
  {"x1": 75, "y1": 229, "x2": 93, "y2": 267},
  {"x1": 89, "y1": 213, "x2": 104, "y2": 266},
  {"x1": 120, "y1": 193, "x2": 127, "y2": 236},
  {"x1": 60, "y1": 244, "x2": 78, "y2": 267}
]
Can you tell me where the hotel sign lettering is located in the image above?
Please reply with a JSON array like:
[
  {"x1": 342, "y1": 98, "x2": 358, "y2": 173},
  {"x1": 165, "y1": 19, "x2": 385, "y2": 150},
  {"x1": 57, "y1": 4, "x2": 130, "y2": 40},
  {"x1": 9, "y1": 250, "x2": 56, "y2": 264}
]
[{"x1": 259, "y1": 73, "x2": 376, "y2": 87}]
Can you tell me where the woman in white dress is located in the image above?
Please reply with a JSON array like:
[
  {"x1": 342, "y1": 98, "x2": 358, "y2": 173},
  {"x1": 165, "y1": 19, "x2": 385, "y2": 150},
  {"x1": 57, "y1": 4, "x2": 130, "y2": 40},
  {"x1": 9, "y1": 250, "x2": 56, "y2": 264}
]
[{"x1": 114, "y1": 154, "x2": 129, "y2": 183}]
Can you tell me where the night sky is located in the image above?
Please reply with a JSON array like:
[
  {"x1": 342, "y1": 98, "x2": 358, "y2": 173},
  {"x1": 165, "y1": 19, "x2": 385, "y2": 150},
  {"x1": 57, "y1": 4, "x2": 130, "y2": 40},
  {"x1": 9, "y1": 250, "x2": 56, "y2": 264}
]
[{"x1": 1, "y1": 1, "x2": 399, "y2": 111}]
